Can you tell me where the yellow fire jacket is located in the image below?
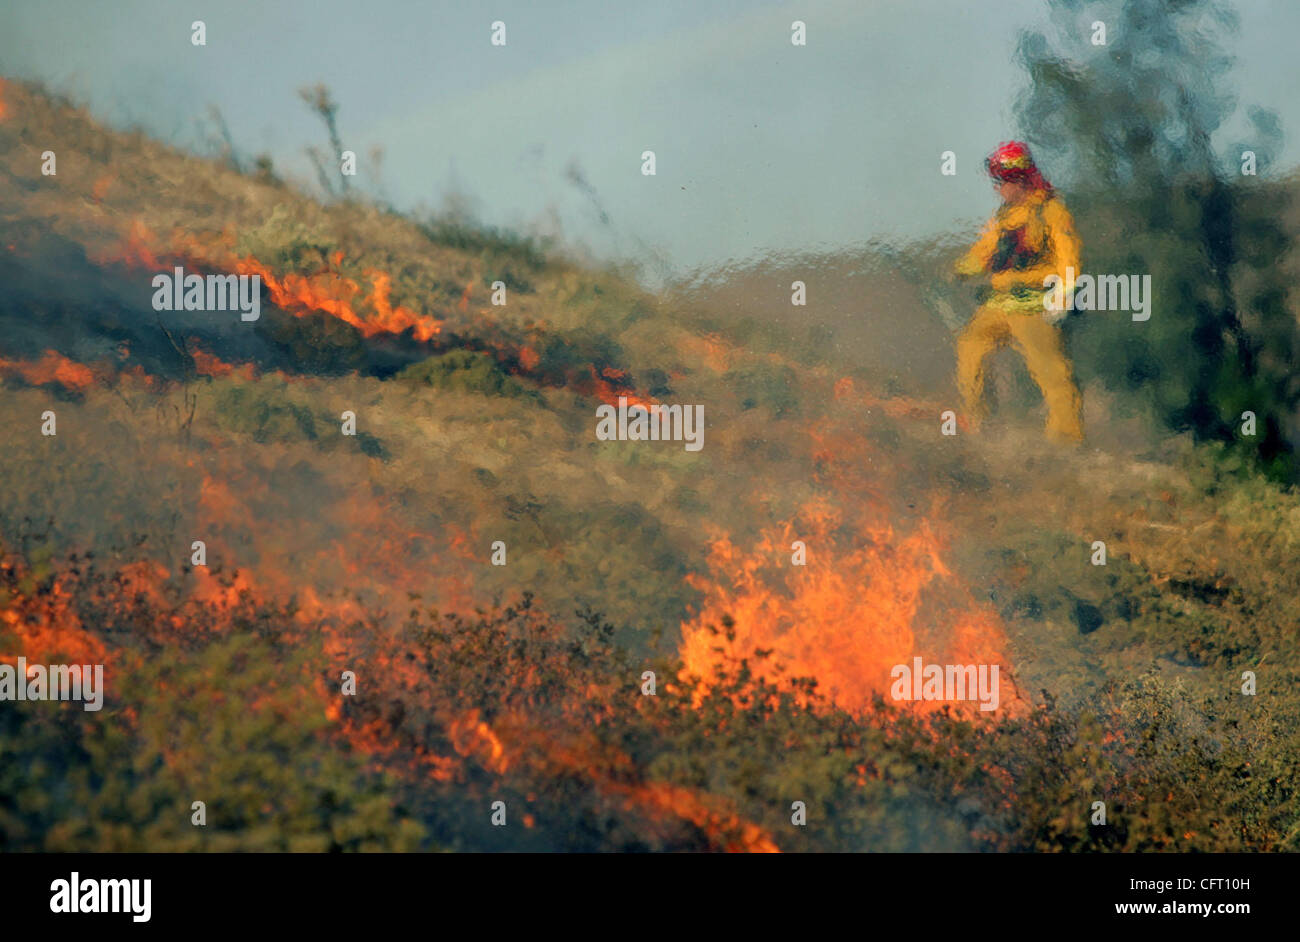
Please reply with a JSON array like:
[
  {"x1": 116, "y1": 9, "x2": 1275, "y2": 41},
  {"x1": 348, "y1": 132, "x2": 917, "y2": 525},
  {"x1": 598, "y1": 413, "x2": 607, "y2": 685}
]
[{"x1": 955, "y1": 190, "x2": 1082, "y2": 309}]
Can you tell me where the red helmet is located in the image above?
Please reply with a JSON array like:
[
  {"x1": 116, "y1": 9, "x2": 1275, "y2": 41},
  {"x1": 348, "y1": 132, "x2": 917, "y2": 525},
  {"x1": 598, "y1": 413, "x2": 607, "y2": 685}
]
[{"x1": 987, "y1": 141, "x2": 1052, "y2": 192}]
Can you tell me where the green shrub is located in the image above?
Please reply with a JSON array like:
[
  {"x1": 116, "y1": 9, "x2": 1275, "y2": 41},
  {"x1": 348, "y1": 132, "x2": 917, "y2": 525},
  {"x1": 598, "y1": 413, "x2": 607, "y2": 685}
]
[{"x1": 397, "y1": 349, "x2": 537, "y2": 400}]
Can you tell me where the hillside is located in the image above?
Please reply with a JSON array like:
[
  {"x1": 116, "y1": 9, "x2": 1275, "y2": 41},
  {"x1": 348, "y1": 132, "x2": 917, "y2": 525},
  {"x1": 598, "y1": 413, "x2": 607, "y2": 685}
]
[{"x1": 2, "y1": 77, "x2": 1298, "y2": 852}]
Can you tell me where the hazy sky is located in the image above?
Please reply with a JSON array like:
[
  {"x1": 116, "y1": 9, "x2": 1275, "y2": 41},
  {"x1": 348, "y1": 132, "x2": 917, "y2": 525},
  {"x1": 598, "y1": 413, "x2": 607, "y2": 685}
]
[{"x1": 3, "y1": 0, "x2": 1297, "y2": 279}]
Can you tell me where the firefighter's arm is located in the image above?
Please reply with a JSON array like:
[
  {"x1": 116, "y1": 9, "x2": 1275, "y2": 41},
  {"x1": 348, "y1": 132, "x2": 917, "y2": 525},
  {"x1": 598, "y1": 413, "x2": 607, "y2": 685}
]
[{"x1": 953, "y1": 215, "x2": 1000, "y2": 277}]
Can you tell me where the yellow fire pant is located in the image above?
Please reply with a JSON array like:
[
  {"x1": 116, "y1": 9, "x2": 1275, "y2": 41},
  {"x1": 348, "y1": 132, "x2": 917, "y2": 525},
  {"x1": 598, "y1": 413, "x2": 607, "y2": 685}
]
[{"x1": 955, "y1": 297, "x2": 1083, "y2": 443}]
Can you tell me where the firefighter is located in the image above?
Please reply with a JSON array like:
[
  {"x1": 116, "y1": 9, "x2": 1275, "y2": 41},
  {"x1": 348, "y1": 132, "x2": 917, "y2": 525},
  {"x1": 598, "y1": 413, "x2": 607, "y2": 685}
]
[{"x1": 953, "y1": 141, "x2": 1084, "y2": 443}]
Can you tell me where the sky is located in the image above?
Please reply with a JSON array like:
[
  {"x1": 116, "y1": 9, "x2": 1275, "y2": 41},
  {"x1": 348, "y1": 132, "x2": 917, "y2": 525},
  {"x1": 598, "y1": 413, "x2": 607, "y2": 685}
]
[{"x1": 2, "y1": 0, "x2": 1297, "y2": 281}]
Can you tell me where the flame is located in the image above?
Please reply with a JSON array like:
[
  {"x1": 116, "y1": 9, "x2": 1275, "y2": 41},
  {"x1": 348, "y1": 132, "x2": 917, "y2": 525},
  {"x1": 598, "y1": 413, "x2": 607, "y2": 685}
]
[
  {"x1": 616, "y1": 781, "x2": 780, "y2": 853},
  {"x1": 679, "y1": 499, "x2": 1014, "y2": 717},
  {"x1": 517, "y1": 345, "x2": 540, "y2": 371},
  {"x1": 448, "y1": 709, "x2": 509, "y2": 773},
  {"x1": 590, "y1": 365, "x2": 657, "y2": 411},
  {"x1": 95, "y1": 222, "x2": 444, "y2": 342},
  {"x1": 0, "y1": 555, "x2": 109, "y2": 668},
  {"x1": 445, "y1": 711, "x2": 781, "y2": 851},
  {"x1": 93, "y1": 220, "x2": 163, "y2": 269},
  {"x1": 363, "y1": 269, "x2": 441, "y2": 341},
  {"x1": 88, "y1": 222, "x2": 684, "y2": 410},
  {"x1": 0, "y1": 78, "x2": 8, "y2": 122},
  {"x1": 189, "y1": 345, "x2": 257, "y2": 380},
  {"x1": 0, "y1": 350, "x2": 96, "y2": 391}
]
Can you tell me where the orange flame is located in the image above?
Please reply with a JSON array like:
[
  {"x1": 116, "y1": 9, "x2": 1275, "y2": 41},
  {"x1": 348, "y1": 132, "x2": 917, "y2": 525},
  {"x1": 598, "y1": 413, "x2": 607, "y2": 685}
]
[
  {"x1": 590, "y1": 365, "x2": 657, "y2": 411},
  {"x1": 0, "y1": 350, "x2": 96, "y2": 391},
  {"x1": 92, "y1": 220, "x2": 162, "y2": 269},
  {"x1": 449, "y1": 709, "x2": 509, "y2": 773},
  {"x1": 88, "y1": 222, "x2": 683, "y2": 409},
  {"x1": 96, "y1": 222, "x2": 443, "y2": 342},
  {"x1": 446, "y1": 712, "x2": 781, "y2": 852},
  {"x1": 189, "y1": 345, "x2": 257, "y2": 380},
  {"x1": 679, "y1": 499, "x2": 1014, "y2": 717},
  {"x1": 616, "y1": 781, "x2": 780, "y2": 853},
  {"x1": 0, "y1": 557, "x2": 109, "y2": 667}
]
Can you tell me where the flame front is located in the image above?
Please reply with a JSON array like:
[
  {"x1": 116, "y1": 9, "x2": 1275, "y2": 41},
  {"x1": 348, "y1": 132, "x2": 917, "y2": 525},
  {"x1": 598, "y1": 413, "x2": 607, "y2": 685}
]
[{"x1": 679, "y1": 493, "x2": 1014, "y2": 717}]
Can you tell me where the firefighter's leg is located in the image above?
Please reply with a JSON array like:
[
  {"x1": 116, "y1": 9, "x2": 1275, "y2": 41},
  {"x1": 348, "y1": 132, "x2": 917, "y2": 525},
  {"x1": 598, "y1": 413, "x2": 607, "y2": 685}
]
[
  {"x1": 1008, "y1": 313, "x2": 1084, "y2": 443},
  {"x1": 955, "y1": 304, "x2": 1010, "y2": 429}
]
